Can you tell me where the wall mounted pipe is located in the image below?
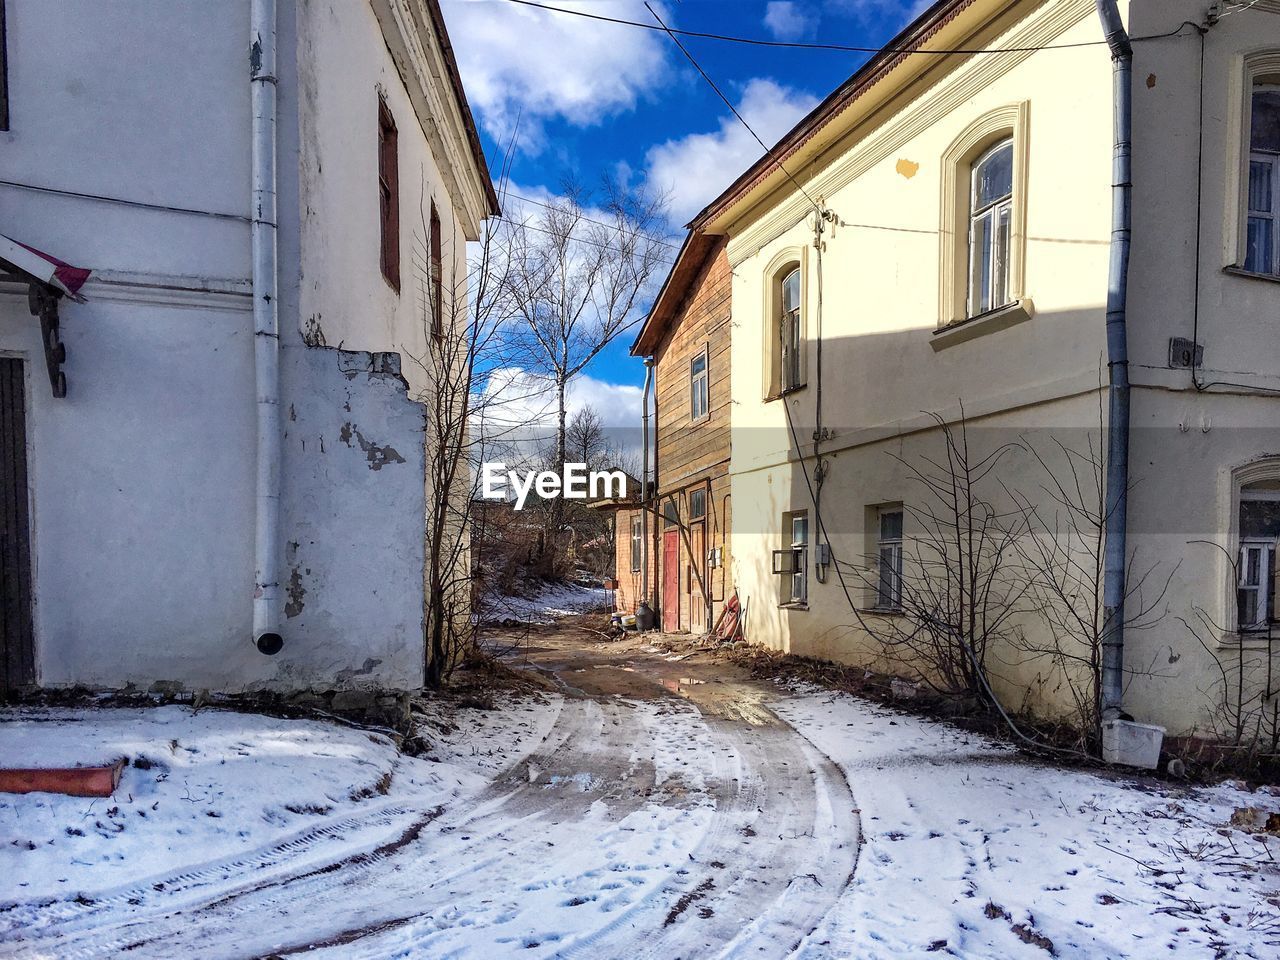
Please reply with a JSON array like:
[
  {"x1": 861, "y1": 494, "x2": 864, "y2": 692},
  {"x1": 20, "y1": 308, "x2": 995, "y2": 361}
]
[{"x1": 251, "y1": 0, "x2": 283, "y2": 655}]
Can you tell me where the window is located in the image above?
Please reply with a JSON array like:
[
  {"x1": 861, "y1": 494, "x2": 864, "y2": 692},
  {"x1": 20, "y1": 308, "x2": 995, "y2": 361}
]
[
  {"x1": 429, "y1": 202, "x2": 443, "y2": 335},
  {"x1": 378, "y1": 97, "x2": 400, "y2": 291},
  {"x1": 1246, "y1": 83, "x2": 1280, "y2": 275},
  {"x1": 689, "y1": 488, "x2": 707, "y2": 521},
  {"x1": 938, "y1": 103, "x2": 1028, "y2": 329},
  {"x1": 968, "y1": 139, "x2": 1014, "y2": 316},
  {"x1": 690, "y1": 348, "x2": 709, "y2": 420},
  {"x1": 630, "y1": 513, "x2": 643, "y2": 573},
  {"x1": 780, "y1": 268, "x2": 803, "y2": 393},
  {"x1": 663, "y1": 500, "x2": 679, "y2": 529},
  {"x1": 789, "y1": 512, "x2": 808, "y2": 604},
  {"x1": 1237, "y1": 488, "x2": 1280, "y2": 630},
  {"x1": 876, "y1": 508, "x2": 904, "y2": 610},
  {"x1": 773, "y1": 511, "x2": 808, "y2": 605}
]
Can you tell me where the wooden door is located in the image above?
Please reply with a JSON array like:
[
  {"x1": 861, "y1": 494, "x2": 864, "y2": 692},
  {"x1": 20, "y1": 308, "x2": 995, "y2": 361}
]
[
  {"x1": 689, "y1": 521, "x2": 706, "y2": 632},
  {"x1": 1, "y1": 358, "x2": 35, "y2": 696},
  {"x1": 662, "y1": 529, "x2": 680, "y2": 632}
]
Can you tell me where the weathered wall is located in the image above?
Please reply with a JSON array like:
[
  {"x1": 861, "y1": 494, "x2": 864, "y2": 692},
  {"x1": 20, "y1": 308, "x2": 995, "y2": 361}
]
[{"x1": 279, "y1": 346, "x2": 427, "y2": 690}]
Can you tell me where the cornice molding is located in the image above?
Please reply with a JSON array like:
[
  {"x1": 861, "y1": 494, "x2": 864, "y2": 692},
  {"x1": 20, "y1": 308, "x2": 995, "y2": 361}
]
[{"x1": 725, "y1": 0, "x2": 1093, "y2": 268}]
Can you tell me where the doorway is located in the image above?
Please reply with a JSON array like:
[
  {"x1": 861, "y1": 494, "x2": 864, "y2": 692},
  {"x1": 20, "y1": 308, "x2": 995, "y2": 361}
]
[{"x1": 1, "y1": 357, "x2": 35, "y2": 695}]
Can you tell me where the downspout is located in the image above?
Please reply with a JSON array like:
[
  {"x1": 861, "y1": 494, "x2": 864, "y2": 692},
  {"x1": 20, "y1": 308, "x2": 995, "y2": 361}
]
[
  {"x1": 640, "y1": 357, "x2": 655, "y2": 620},
  {"x1": 251, "y1": 0, "x2": 283, "y2": 655},
  {"x1": 1096, "y1": 0, "x2": 1132, "y2": 719}
]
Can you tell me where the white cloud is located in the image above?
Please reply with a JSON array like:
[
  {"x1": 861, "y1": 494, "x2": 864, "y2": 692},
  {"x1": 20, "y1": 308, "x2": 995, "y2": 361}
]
[
  {"x1": 824, "y1": 0, "x2": 932, "y2": 27},
  {"x1": 442, "y1": 0, "x2": 670, "y2": 150},
  {"x1": 476, "y1": 367, "x2": 643, "y2": 459},
  {"x1": 763, "y1": 2, "x2": 815, "y2": 40},
  {"x1": 645, "y1": 78, "x2": 819, "y2": 225}
]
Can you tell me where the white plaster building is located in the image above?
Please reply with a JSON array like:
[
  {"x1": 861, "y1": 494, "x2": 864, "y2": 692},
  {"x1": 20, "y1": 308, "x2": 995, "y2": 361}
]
[{"x1": 0, "y1": 0, "x2": 496, "y2": 696}]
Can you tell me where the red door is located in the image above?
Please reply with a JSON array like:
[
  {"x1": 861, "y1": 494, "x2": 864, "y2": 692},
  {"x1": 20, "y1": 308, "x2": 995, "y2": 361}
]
[{"x1": 662, "y1": 529, "x2": 680, "y2": 632}]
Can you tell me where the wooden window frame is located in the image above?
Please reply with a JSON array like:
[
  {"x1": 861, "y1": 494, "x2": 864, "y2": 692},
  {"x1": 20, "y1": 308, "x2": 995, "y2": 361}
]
[
  {"x1": 630, "y1": 513, "x2": 643, "y2": 573},
  {"x1": 429, "y1": 201, "x2": 443, "y2": 336},
  {"x1": 378, "y1": 96, "x2": 400, "y2": 292},
  {"x1": 967, "y1": 139, "x2": 1015, "y2": 317},
  {"x1": 689, "y1": 345, "x2": 709, "y2": 422},
  {"x1": 762, "y1": 247, "x2": 807, "y2": 401}
]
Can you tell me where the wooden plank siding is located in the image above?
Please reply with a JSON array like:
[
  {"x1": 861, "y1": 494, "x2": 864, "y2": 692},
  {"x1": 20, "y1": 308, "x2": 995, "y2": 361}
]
[{"x1": 645, "y1": 239, "x2": 733, "y2": 634}]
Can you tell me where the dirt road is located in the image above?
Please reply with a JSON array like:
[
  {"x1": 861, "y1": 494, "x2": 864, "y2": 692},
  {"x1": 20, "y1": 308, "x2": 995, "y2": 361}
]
[{"x1": 6, "y1": 628, "x2": 862, "y2": 959}]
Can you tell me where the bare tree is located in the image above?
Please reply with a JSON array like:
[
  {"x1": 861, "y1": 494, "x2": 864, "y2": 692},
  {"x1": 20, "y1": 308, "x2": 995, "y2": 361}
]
[
  {"x1": 1006, "y1": 403, "x2": 1174, "y2": 752},
  {"x1": 846, "y1": 412, "x2": 1031, "y2": 701},
  {"x1": 500, "y1": 179, "x2": 669, "y2": 574},
  {"x1": 399, "y1": 163, "x2": 529, "y2": 687}
]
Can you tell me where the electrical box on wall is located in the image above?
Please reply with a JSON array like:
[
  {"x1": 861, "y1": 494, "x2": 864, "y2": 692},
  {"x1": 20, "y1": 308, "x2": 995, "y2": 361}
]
[
  {"x1": 816, "y1": 543, "x2": 831, "y2": 566},
  {"x1": 708, "y1": 546, "x2": 723, "y2": 568}
]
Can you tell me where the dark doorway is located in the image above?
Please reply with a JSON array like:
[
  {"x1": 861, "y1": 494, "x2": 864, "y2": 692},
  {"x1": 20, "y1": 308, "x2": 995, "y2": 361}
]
[{"x1": 1, "y1": 357, "x2": 35, "y2": 695}]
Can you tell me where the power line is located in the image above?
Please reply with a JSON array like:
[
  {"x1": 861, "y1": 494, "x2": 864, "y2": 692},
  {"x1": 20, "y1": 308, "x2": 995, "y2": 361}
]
[
  {"x1": 643, "y1": 2, "x2": 821, "y2": 212},
  {"x1": 505, "y1": 191, "x2": 682, "y2": 249},
  {"x1": 0, "y1": 177, "x2": 251, "y2": 223},
  {"x1": 496, "y1": 0, "x2": 1198, "y2": 56},
  {"x1": 493, "y1": 213, "x2": 675, "y2": 262}
]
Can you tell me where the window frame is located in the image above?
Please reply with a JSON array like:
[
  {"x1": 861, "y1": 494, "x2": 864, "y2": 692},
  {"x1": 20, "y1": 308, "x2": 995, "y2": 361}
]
[
  {"x1": 630, "y1": 513, "x2": 643, "y2": 573},
  {"x1": 967, "y1": 139, "x2": 1015, "y2": 317},
  {"x1": 1230, "y1": 55, "x2": 1280, "y2": 273},
  {"x1": 689, "y1": 487, "x2": 707, "y2": 522},
  {"x1": 772, "y1": 511, "x2": 810, "y2": 605},
  {"x1": 938, "y1": 102, "x2": 1029, "y2": 328},
  {"x1": 690, "y1": 345, "x2": 710, "y2": 422},
  {"x1": 875, "y1": 508, "x2": 905, "y2": 611},
  {"x1": 762, "y1": 249, "x2": 807, "y2": 401},
  {"x1": 429, "y1": 201, "x2": 443, "y2": 336},
  {"x1": 378, "y1": 96, "x2": 400, "y2": 292}
]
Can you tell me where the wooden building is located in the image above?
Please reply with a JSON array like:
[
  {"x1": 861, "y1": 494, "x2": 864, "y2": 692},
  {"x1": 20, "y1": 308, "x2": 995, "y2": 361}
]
[{"x1": 613, "y1": 233, "x2": 732, "y2": 634}]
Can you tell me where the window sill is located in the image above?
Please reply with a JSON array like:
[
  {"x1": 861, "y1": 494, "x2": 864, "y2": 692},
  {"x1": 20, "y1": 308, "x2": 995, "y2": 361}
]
[
  {"x1": 930, "y1": 297, "x2": 1035, "y2": 352},
  {"x1": 1223, "y1": 265, "x2": 1280, "y2": 286},
  {"x1": 765, "y1": 384, "x2": 808, "y2": 403},
  {"x1": 858, "y1": 606, "x2": 905, "y2": 618},
  {"x1": 779, "y1": 601, "x2": 809, "y2": 611},
  {"x1": 1218, "y1": 630, "x2": 1280, "y2": 650}
]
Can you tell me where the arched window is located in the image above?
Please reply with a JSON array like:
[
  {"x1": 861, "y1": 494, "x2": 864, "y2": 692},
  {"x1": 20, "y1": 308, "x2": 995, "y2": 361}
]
[
  {"x1": 968, "y1": 138, "x2": 1014, "y2": 316},
  {"x1": 780, "y1": 267, "x2": 802, "y2": 393},
  {"x1": 1238, "y1": 477, "x2": 1280, "y2": 630},
  {"x1": 1246, "y1": 82, "x2": 1280, "y2": 275}
]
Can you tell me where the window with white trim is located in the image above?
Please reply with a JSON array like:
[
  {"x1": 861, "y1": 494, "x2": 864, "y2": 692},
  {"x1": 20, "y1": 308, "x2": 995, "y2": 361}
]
[
  {"x1": 1246, "y1": 83, "x2": 1280, "y2": 275},
  {"x1": 690, "y1": 347, "x2": 709, "y2": 420},
  {"x1": 968, "y1": 139, "x2": 1014, "y2": 316},
  {"x1": 1237, "y1": 487, "x2": 1280, "y2": 630},
  {"x1": 876, "y1": 508, "x2": 904, "y2": 610},
  {"x1": 772, "y1": 511, "x2": 808, "y2": 605},
  {"x1": 780, "y1": 268, "x2": 803, "y2": 393}
]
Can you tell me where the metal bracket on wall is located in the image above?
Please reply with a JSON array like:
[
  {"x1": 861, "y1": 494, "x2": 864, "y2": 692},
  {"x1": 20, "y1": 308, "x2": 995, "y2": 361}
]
[{"x1": 27, "y1": 283, "x2": 67, "y2": 398}]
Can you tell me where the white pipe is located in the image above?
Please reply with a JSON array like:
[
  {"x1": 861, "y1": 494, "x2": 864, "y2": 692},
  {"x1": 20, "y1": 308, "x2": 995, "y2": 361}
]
[{"x1": 251, "y1": 0, "x2": 283, "y2": 655}]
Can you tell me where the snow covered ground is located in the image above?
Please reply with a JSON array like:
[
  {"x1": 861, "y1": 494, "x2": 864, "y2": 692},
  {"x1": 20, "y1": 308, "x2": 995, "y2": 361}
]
[
  {"x1": 1, "y1": 657, "x2": 1278, "y2": 958},
  {"x1": 481, "y1": 580, "x2": 610, "y2": 624},
  {"x1": 774, "y1": 690, "x2": 1280, "y2": 959}
]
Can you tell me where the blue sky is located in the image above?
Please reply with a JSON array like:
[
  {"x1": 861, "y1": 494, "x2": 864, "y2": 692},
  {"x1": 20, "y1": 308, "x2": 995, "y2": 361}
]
[{"x1": 441, "y1": 0, "x2": 928, "y2": 424}]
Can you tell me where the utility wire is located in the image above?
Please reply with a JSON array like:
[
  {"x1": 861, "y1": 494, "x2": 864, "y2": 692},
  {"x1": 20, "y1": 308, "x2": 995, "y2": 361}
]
[
  {"x1": 499, "y1": 0, "x2": 1199, "y2": 56},
  {"x1": 643, "y1": 1, "x2": 821, "y2": 212},
  {"x1": 0, "y1": 177, "x2": 251, "y2": 223},
  {"x1": 505, "y1": 191, "x2": 682, "y2": 249}
]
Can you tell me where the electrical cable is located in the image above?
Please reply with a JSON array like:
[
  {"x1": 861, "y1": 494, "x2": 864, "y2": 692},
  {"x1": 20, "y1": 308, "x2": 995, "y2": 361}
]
[{"x1": 497, "y1": 0, "x2": 1199, "y2": 56}]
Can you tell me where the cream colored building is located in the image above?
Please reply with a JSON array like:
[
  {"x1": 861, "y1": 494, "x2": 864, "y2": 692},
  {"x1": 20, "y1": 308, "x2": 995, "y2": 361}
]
[{"x1": 692, "y1": 0, "x2": 1280, "y2": 742}]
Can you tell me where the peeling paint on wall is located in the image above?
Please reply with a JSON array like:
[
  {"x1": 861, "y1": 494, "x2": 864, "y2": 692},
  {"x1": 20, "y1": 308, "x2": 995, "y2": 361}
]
[
  {"x1": 340, "y1": 421, "x2": 406, "y2": 470},
  {"x1": 895, "y1": 158, "x2": 920, "y2": 179},
  {"x1": 285, "y1": 565, "x2": 306, "y2": 618}
]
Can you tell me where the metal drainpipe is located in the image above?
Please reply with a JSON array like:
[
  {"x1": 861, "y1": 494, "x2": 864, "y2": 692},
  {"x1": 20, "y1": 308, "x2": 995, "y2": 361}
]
[
  {"x1": 1096, "y1": 0, "x2": 1133, "y2": 718},
  {"x1": 640, "y1": 357, "x2": 655, "y2": 610},
  {"x1": 251, "y1": 0, "x2": 283, "y2": 655}
]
